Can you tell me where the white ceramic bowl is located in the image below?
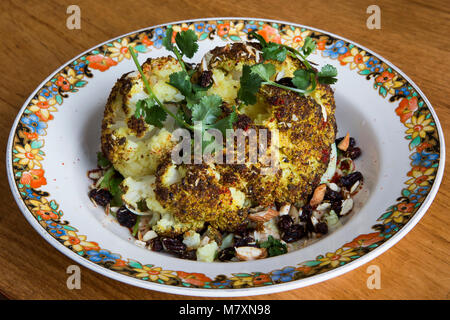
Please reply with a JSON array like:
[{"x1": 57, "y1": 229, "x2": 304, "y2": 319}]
[{"x1": 6, "y1": 18, "x2": 444, "y2": 296}]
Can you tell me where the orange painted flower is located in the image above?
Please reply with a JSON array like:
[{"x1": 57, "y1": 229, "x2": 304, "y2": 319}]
[
  {"x1": 23, "y1": 132, "x2": 39, "y2": 140},
  {"x1": 20, "y1": 169, "x2": 47, "y2": 188},
  {"x1": 141, "y1": 35, "x2": 153, "y2": 47},
  {"x1": 258, "y1": 24, "x2": 281, "y2": 44},
  {"x1": 87, "y1": 54, "x2": 118, "y2": 71},
  {"x1": 375, "y1": 70, "x2": 395, "y2": 84},
  {"x1": 253, "y1": 273, "x2": 272, "y2": 285},
  {"x1": 338, "y1": 47, "x2": 369, "y2": 70},
  {"x1": 417, "y1": 142, "x2": 432, "y2": 153},
  {"x1": 316, "y1": 39, "x2": 327, "y2": 51},
  {"x1": 177, "y1": 271, "x2": 212, "y2": 286},
  {"x1": 56, "y1": 76, "x2": 71, "y2": 91},
  {"x1": 344, "y1": 232, "x2": 384, "y2": 248},
  {"x1": 296, "y1": 265, "x2": 313, "y2": 274},
  {"x1": 217, "y1": 23, "x2": 230, "y2": 37},
  {"x1": 395, "y1": 97, "x2": 418, "y2": 123},
  {"x1": 36, "y1": 209, "x2": 58, "y2": 221}
]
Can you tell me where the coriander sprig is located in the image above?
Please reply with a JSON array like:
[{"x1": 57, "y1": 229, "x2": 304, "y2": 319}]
[{"x1": 128, "y1": 46, "x2": 193, "y2": 129}]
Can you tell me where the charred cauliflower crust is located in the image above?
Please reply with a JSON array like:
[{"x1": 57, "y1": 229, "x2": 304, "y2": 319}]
[
  {"x1": 102, "y1": 42, "x2": 337, "y2": 235},
  {"x1": 101, "y1": 56, "x2": 183, "y2": 178}
]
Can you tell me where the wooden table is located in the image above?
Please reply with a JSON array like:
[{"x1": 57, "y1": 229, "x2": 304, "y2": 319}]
[{"x1": 1, "y1": 0, "x2": 449, "y2": 300}]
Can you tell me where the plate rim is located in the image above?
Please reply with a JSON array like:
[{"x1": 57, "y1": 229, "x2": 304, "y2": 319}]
[{"x1": 6, "y1": 17, "x2": 445, "y2": 297}]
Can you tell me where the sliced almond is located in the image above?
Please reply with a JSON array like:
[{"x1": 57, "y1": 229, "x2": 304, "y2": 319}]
[
  {"x1": 337, "y1": 132, "x2": 350, "y2": 151},
  {"x1": 310, "y1": 184, "x2": 327, "y2": 207},
  {"x1": 248, "y1": 208, "x2": 279, "y2": 222},
  {"x1": 279, "y1": 204, "x2": 291, "y2": 216},
  {"x1": 235, "y1": 247, "x2": 268, "y2": 261}
]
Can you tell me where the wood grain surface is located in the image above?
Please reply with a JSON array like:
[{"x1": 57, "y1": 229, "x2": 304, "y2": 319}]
[{"x1": 1, "y1": 0, "x2": 449, "y2": 300}]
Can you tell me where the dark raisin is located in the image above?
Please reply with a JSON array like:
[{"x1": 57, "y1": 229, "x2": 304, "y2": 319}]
[
  {"x1": 316, "y1": 222, "x2": 328, "y2": 234},
  {"x1": 161, "y1": 237, "x2": 187, "y2": 255},
  {"x1": 300, "y1": 204, "x2": 313, "y2": 222},
  {"x1": 116, "y1": 206, "x2": 137, "y2": 228},
  {"x1": 275, "y1": 77, "x2": 294, "y2": 87},
  {"x1": 340, "y1": 171, "x2": 363, "y2": 189},
  {"x1": 218, "y1": 247, "x2": 235, "y2": 261},
  {"x1": 199, "y1": 70, "x2": 213, "y2": 87},
  {"x1": 324, "y1": 187, "x2": 343, "y2": 202},
  {"x1": 278, "y1": 215, "x2": 293, "y2": 232},
  {"x1": 89, "y1": 188, "x2": 112, "y2": 207},
  {"x1": 305, "y1": 219, "x2": 315, "y2": 233},
  {"x1": 331, "y1": 200, "x2": 342, "y2": 215},
  {"x1": 149, "y1": 238, "x2": 163, "y2": 252},
  {"x1": 281, "y1": 224, "x2": 305, "y2": 243},
  {"x1": 346, "y1": 147, "x2": 362, "y2": 160},
  {"x1": 234, "y1": 234, "x2": 255, "y2": 247},
  {"x1": 178, "y1": 250, "x2": 197, "y2": 260}
]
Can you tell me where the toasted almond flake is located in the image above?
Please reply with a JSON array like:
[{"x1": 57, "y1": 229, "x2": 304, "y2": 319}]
[
  {"x1": 337, "y1": 132, "x2": 350, "y2": 151},
  {"x1": 327, "y1": 182, "x2": 340, "y2": 192},
  {"x1": 248, "y1": 208, "x2": 279, "y2": 222},
  {"x1": 279, "y1": 204, "x2": 291, "y2": 216},
  {"x1": 341, "y1": 198, "x2": 354, "y2": 216},
  {"x1": 310, "y1": 184, "x2": 327, "y2": 206},
  {"x1": 289, "y1": 206, "x2": 300, "y2": 224},
  {"x1": 350, "y1": 180, "x2": 360, "y2": 193},
  {"x1": 292, "y1": 114, "x2": 298, "y2": 121},
  {"x1": 235, "y1": 247, "x2": 267, "y2": 261},
  {"x1": 316, "y1": 202, "x2": 331, "y2": 211},
  {"x1": 134, "y1": 240, "x2": 147, "y2": 248},
  {"x1": 142, "y1": 230, "x2": 158, "y2": 242}
]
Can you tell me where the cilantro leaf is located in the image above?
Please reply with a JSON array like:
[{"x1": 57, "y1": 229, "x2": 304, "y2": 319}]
[
  {"x1": 292, "y1": 69, "x2": 311, "y2": 90},
  {"x1": 251, "y1": 63, "x2": 276, "y2": 82},
  {"x1": 259, "y1": 236, "x2": 287, "y2": 257},
  {"x1": 213, "y1": 106, "x2": 238, "y2": 136},
  {"x1": 317, "y1": 64, "x2": 338, "y2": 84},
  {"x1": 168, "y1": 71, "x2": 193, "y2": 98},
  {"x1": 191, "y1": 95, "x2": 222, "y2": 126},
  {"x1": 135, "y1": 98, "x2": 167, "y2": 128},
  {"x1": 175, "y1": 29, "x2": 199, "y2": 59},
  {"x1": 262, "y1": 42, "x2": 288, "y2": 62},
  {"x1": 248, "y1": 31, "x2": 267, "y2": 47},
  {"x1": 301, "y1": 37, "x2": 316, "y2": 57},
  {"x1": 162, "y1": 27, "x2": 174, "y2": 51},
  {"x1": 99, "y1": 167, "x2": 124, "y2": 207},
  {"x1": 238, "y1": 65, "x2": 263, "y2": 105},
  {"x1": 97, "y1": 152, "x2": 110, "y2": 168}
]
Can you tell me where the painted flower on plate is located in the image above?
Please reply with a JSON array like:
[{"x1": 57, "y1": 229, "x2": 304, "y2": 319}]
[
  {"x1": 271, "y1": 267, "x2": 297, "y2": 282},
  {"x1": 86, "y1": 249, "x2": 120, "y2": 263},
  {"x1": 86, "y1": 54, "x2": 118, "y2": 72},
  {"x1": 405, "y1": 167, "x2": 435, "y2": 191},
  {"x1": 133, "y1": 266, "x2": 176, "y2": 282},
  {"x1": 176, "y1": 271, "x2": 212, "y2": 287},
  {"x1": 338, "y1": 47, "x2": 369, "y2": 69},
  {"x1": 343, "y1": 232, "x2": 384, "y2": 248},
  {"x1": 317, "y1": 248, "x2": 357, "y2": 268},
  {"x1": 28, "y1": 96, "x2": 57, "y2": 122},
  {"x1": 258, "y1": 24, "x2": 281, "y2": 44},
  {"x1": 20, "y1": 168, "x2": 47, "y2": 189},
  {"x1": 60, "y1": 231, "x2": 99, "y2": 252},
  {"x1": 323, "y1": 40, "x2": 347, "y2": 59},
  {"x1": 405, "y1": 114, "x2": 434, "y2": 139},
  {"x1": 14, "y1": 143, "x2": 44, "y2": 169},
  {"x1": 108, "y1": 38, "x2": 135, "y2": 61},
  {"x1": 21, "y1": 114, "x2": 47, "y2": 135},
  {"x1": 281, "y1": 28, "x2": 311, "y2": 49},
  {"x1": 395, "y1": 97, "x2": 418, "y2": 123}
]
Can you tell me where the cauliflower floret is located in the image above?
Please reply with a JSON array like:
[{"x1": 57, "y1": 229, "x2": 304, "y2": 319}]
[
  {"x1": 121, "y1": 175, "x2": 168, "y2": 214},
  {"x1": 152, "y1": 212, "x2": 204, "y2": 237},
  {"x1": 182, "y1": 230, "x2": 201, "y2": 249},
  {"x1": 196, "y1": 241, "x2": 219, "y2": 262}
]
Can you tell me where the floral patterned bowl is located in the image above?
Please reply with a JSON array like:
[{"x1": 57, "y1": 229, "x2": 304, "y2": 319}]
[{"x1": 6, "y1": 18, "x2": 444, "y2": 296}]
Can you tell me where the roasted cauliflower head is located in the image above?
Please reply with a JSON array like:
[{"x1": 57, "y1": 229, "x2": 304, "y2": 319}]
[
  {"x1": 102, "y1": 42, "x2": 337, "y2": 235},
  {"x1": 101, "y1": 56, "x2": 183, "y2": 178}
]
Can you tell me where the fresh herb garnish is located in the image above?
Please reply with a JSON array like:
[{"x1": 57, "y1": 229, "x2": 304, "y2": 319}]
[
  {"x1": 239, "y1": 31, "x2": 338, "y2": 105},
  {"x1": 258, "y1": 235, "x2": 288, "y2": 257},
  {"x1": 97, "y1": 152, "x2": 111, "y2": 168},
  {"x1": 132, "y1": 215, "x2": 141, "y2": 236},
  {"x1": 99, "y1": 167, "x2": 124, "y2": 207}
]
